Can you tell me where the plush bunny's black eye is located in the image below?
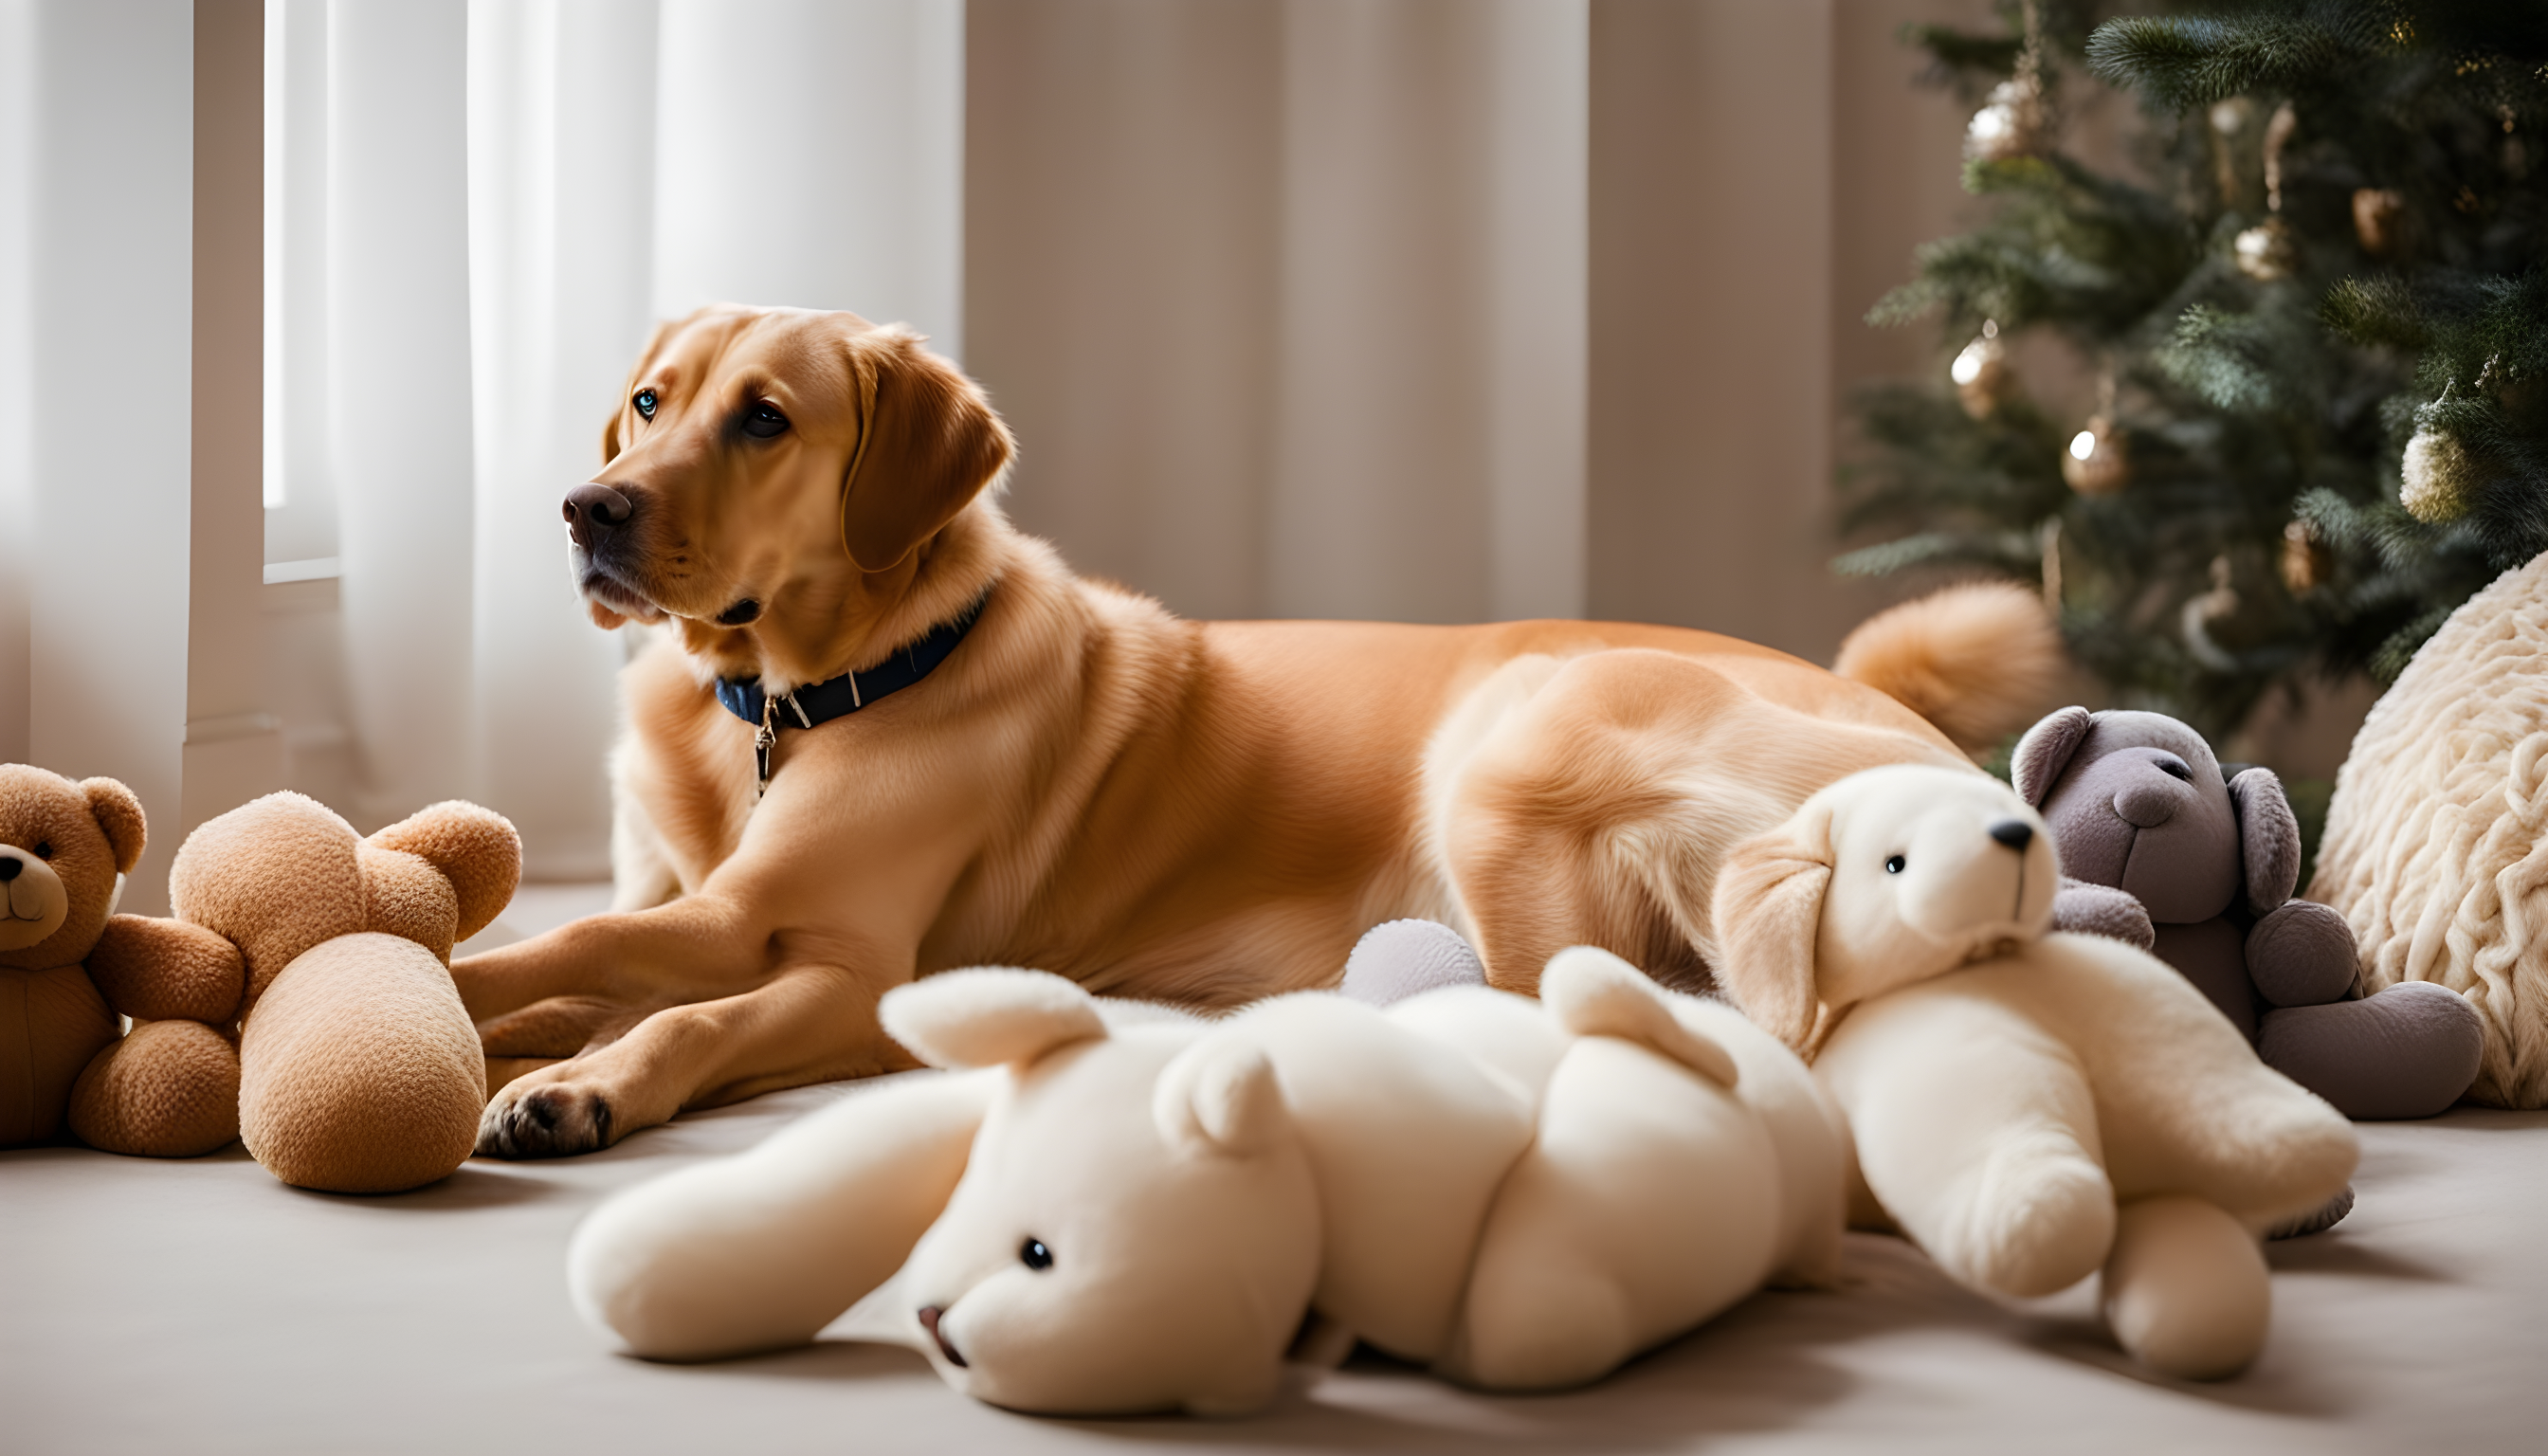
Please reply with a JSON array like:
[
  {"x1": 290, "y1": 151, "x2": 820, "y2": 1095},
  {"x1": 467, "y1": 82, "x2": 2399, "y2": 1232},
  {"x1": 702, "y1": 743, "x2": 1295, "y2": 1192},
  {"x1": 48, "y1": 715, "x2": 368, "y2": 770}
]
[
  {"x1": 633, "y1": 389, "x2": 658, "y2": 419},
  {"x1": 1884, "y1": 854, "x2": 1906, "y2": 874},
  {"x1": 1020, "y1": 1238, "x2": 1053, "y2": 1271},
  {"x1": 2157, "y1": 758, "x2": 2191, "y2": 782}
]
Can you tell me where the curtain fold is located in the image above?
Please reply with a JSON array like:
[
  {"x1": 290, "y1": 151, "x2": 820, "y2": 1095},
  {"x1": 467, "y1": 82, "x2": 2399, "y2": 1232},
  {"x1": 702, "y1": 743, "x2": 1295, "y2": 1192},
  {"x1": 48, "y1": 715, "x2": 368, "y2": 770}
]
[{"x1": 261, "y1": 0, "x2": 965, "y2": 877}]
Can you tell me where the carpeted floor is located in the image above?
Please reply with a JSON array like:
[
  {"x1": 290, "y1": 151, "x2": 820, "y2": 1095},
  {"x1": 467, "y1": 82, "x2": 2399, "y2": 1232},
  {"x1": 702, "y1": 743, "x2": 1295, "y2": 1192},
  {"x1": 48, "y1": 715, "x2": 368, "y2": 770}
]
[{"x1": 6, "y1": 1071, "x2": 2544, "y2": 1456}]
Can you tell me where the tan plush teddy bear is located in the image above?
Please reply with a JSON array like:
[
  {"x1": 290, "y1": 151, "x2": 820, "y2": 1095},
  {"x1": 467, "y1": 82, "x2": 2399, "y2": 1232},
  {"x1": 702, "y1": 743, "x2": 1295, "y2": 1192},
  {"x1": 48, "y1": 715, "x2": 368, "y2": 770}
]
[
  {"x1": 87, "y1": 792, "x2": 520, "y2": 1192},
  {"x1": 1, "y1": 764, "x2": 239, "y2": 1156}
]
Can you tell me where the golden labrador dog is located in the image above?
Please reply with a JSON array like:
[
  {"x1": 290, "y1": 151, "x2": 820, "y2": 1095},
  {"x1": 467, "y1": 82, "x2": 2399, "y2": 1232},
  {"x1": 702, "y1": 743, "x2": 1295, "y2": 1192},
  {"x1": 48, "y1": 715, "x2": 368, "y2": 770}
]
[{"x1": 455, "y1": 305, "x2": 2056, "y2": 1156}]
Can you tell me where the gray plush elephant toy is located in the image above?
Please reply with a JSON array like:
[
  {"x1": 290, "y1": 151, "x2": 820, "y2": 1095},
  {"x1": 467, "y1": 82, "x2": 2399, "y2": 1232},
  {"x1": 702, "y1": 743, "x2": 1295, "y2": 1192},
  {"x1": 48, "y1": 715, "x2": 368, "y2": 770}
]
[{"x1": 2015, "y1": 707, "x2": 2483, "y2": 1123}]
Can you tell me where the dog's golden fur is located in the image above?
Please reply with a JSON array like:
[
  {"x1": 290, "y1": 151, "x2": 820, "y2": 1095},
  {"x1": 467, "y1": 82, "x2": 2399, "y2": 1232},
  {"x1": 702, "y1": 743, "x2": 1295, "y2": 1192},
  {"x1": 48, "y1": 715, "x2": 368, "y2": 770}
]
[{"x1": 454, "y1": 305, "x2": 2054, "y2": 1156}]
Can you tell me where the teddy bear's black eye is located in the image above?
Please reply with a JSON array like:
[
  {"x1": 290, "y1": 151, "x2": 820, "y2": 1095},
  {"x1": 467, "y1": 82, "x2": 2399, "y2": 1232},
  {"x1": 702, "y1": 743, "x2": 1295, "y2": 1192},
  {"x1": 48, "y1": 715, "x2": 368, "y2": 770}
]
[
  {"x1": 1019, "y1": 1238, "x2": 1053, "y2": 1271},
  {"x1": 1884, "y1": 854, "x2": 1906, "y2": 874},
  {"x1": 633, "y1": 389, "x2": 658, "y2": 419},
  {"x1": 32, "y1": 841, "x2": 50, "y2": 859}
]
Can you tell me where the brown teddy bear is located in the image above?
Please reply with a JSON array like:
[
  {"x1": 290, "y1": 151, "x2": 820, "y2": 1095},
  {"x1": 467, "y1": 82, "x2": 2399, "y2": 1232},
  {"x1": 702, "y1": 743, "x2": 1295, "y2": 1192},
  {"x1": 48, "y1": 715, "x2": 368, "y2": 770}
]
[
  {"x1": 87, "y1": 791, "x2": 521, "y2": 1192},
  {"x1": 2, "y1": 764, "x2": 240, "y2": 1156}
]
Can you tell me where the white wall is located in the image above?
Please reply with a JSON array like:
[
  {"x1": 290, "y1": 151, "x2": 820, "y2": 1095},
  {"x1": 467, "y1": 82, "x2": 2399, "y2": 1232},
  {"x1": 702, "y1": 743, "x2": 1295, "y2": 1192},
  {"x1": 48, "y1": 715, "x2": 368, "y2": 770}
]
[{"x1": 12, "y1": 1, "x2": 198, "y2": 912}]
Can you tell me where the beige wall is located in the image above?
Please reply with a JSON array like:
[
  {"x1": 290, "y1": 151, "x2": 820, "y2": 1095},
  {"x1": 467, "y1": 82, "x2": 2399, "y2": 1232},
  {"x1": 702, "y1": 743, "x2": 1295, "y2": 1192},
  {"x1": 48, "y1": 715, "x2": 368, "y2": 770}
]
[{"x1": 970, "y1": 0, "x2": 1998, "y2": 662}]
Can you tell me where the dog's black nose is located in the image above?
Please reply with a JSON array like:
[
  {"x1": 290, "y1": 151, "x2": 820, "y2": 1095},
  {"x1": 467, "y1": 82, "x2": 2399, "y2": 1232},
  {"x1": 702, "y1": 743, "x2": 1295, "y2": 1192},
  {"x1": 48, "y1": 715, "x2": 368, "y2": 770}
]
[
  {"x1": 1988, "y1": 819, "x2": 2034, "y2": 851},
  {"x1": 0, "y1": 856, "x2": 19, "y2": 881},
  {"x1": 917, "y1": 1305, "x2": 968, "y2": 1368},
  {"x1": 562, "y1": 482, "x2": 635, "y2": 546}
]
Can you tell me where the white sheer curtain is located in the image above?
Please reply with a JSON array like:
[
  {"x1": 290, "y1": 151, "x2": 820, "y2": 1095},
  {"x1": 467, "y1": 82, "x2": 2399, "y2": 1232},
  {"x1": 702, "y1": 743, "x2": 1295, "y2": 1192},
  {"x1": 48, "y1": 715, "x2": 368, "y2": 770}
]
[{"x1": 263, "y1": 0, "x2": 962, "y2": 878}]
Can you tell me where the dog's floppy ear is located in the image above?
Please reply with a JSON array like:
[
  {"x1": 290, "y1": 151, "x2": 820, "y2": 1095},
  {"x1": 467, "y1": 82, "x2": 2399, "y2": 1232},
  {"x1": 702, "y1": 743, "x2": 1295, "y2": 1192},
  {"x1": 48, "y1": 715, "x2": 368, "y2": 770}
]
[
  {"x1": 839, "y1": 327, "x2": 1017, "y2": 573},
  {"x1": 1155, "y1": 1037, "x2": 1289, "y2": 1159},
  {"x1": 2011, "y1": 706, "x2": 2095, "y2": 807},
  {"x1": 882, "y1": 969, "x2": 1107, "y2": 1070},
  {"x1": 1709, "y1": 804, "x2": 1835, "y2": 1051},
  {"x1": 2227, "y1": 767, "x2": 2302, "y2": 913}
]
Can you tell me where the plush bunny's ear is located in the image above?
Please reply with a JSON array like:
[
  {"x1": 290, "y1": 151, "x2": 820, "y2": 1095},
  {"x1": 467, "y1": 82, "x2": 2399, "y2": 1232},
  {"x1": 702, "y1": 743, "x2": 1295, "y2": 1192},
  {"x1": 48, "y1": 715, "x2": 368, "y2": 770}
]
[
  {"x1": 1709, "y1": 806, "x2": 1835, "y2": 1051},
  {"x1": 1154, "y1": 1038, "x2": 1289, "y2": 1158},
  {"x1": 2227, "y1": 767, "x2": 2302, "y2": 913},
  {"x1": 881, "y1": 969, "x2": 1107, "y2": 1070},
  {"x1": 1539, "y1": 946, "x2": 1738, "y2": 1087}
]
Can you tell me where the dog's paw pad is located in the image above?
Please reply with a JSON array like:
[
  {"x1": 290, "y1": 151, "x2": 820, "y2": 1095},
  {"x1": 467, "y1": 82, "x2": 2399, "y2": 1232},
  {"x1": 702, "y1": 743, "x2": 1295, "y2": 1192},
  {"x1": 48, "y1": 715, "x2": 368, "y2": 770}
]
[{"x1": 476, "y1": 1082, "x2": 616, "y2": 1158}]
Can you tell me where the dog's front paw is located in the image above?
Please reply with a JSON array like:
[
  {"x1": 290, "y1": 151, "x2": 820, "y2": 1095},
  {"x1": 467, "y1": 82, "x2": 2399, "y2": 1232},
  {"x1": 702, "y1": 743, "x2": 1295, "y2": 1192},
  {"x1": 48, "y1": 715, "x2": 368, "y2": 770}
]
[{"x1": 477, "y1": 1078, "x2": 617, "y2": 1158}]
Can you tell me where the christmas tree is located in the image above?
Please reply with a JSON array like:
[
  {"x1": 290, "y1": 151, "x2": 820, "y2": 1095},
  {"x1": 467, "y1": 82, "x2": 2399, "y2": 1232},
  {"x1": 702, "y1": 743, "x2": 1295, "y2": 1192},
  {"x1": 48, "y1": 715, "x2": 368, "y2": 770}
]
[{"x1": 1841, "y1": 0, "x2": 2548, "y2": 745}]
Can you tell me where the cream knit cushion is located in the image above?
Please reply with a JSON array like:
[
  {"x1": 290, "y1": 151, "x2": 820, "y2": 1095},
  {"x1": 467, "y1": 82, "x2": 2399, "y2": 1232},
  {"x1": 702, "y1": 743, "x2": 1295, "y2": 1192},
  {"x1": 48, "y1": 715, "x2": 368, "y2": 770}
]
[{"x1": 2310, "y1": 550, "x2": 2548, "y2": 1108}]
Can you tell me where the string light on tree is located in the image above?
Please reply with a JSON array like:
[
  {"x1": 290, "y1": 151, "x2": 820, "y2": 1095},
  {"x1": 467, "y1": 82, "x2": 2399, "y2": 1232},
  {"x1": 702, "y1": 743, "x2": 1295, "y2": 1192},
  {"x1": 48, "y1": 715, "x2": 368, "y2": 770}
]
[
  {"x1": 2281, "y1": 519, "x2": 2333, "y2": 594},
  {"x1": 2352, "y1": 188, "x2": 2408, "y2": 257}
]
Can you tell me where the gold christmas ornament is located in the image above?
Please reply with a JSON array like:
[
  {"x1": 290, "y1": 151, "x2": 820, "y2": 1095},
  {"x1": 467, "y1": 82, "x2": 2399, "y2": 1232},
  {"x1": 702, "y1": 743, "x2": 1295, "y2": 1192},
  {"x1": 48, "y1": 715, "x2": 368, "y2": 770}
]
[
  {"x1": 2353, "y1": 188, "x2": 2409, "y2": 257},
  {"x1": 1952, "y1": 320, "x2": 2011, "y2": 420},
  {"x1": 2062, "y1": 414, "x2": 2129, "y2": 495},
  {"x1": 2399, "y1": 425, "x2": 2476, "y2": 522},
  {"x1": 2234, "y1": 216, "x2": 2297, "y2": 281},
  {"x1": 1965, "y1": 75, "x2": 2047, "y2": 165},
  {"x1": 2280, "y1": 519, "x2": 2333, "y2": 594}
]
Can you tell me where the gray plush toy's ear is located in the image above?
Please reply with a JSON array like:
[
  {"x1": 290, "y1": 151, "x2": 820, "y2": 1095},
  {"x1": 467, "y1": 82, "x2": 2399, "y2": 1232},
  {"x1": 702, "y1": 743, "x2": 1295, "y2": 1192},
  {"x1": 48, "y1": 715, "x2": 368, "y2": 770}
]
[
  {"x1": 2227, "y1": 767, "x2": 2302, "y2": 914},
  {"x1": 2011, "y1": 706, "x2": 2095, "y2": 807}
]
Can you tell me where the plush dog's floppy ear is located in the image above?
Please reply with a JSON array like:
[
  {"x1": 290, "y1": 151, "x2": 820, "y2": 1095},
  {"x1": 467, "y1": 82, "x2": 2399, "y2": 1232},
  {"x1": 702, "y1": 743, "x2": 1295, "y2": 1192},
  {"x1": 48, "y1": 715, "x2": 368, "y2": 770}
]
[
  {"x1": 1709, "y1": 806, "x2": 1835, "y2": 1051},
  {"x1": 882, "y1": 969, "x2": 1107, "y2": 1070},
  {"x1": 1540, "y1": 946, "x2": 1739, "y2": 1087},
  {"x1": 839, "y1": 327, "x2": 1016, "y2": 573},
  {"x1": 81, "y1": 777, "x2": 146, "y2": 875},
  {"x1": 1155, "y1": 1038, "x2": 1288, "y2": 1158},
  {"x1": 2011, "y1": 706, "x2": 2095, "y2": 807},
  {"x1": 2227, "y1": 767, "x2": 2302, "y2": 914}
]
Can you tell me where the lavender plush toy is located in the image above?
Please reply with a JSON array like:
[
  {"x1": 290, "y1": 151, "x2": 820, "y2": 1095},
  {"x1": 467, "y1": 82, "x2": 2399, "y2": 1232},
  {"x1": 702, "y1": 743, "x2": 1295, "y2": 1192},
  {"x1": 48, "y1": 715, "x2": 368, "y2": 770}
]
[{"x1": 2015, "y1": 707, "x2": 2483, "y2": 1124}]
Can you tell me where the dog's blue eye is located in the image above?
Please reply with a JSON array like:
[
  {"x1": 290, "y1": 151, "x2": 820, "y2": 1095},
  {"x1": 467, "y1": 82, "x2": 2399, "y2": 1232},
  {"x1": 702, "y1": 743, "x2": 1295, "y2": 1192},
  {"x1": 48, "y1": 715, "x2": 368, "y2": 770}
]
[
  {"x1": 1020, "y1": 1238, "x2": 1053, "y2": 1271},
  {"x1": 633, "y1": 389, "x2": 657, "y2": 419},
  {"x1": 1884, "y1": 855, "x2": 1906, "y2": 874}
]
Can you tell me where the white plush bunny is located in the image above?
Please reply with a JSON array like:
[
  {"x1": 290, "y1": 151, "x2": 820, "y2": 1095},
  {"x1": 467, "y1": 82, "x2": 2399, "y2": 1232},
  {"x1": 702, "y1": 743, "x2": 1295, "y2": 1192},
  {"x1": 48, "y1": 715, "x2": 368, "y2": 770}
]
[
  {"x1": 1710, "y1": 763, "x2": 2359, "y2": 1379},
  {"x1": 567, "y1": 950, "x2": 1846, "y2": 1415}
]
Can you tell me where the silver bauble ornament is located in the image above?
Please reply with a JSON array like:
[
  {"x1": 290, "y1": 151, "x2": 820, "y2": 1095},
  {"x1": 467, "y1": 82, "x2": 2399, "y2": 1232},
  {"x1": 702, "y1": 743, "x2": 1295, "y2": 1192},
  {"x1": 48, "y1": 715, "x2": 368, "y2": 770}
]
[
  {"x1": 1964, "y1": 76, "x2": 2046, "y2": 165},
  {"x1": 2399, "y1": 426, "x2": 2476, "y2": 522}
]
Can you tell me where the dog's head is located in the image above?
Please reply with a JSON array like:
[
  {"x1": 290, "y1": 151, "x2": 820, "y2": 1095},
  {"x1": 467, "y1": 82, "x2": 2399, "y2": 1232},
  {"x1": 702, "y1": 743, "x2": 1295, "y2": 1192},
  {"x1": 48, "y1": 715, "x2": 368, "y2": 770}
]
[
  {"x1": 569, "y1": 306, "x2": 1016, "y2": 686},
  {"x1": 2012, "y1": 707, "x2": 2290, "y2": 923},
  {"x1": 1711, "y1": 764, "x2": 2057, "y2": 1049},
  {"x1": 882, "y1": 971, "x2": 1320, "y2": 1417}
]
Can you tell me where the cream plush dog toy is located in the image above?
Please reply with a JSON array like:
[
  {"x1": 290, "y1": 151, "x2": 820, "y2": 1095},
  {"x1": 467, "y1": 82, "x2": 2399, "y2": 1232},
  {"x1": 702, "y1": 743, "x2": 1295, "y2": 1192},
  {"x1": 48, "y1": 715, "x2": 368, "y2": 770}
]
[
  {"x1": 567, "y1": 951, "x2": 1846, "y2": 1414},
  {"x1": 1711, "y1": 764, "x2": 2359, "y2": 1379}
]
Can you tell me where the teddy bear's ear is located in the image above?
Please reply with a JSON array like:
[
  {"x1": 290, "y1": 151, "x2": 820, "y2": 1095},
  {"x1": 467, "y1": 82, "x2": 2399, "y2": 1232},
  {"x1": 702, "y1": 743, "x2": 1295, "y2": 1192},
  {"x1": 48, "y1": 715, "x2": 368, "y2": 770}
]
[
  {"x1": 881, "y1": 969, "x2": 1107, "y2": 1070},
  {"x1": 2227, "y1": 767, "x2": 2302, "y2": 914},
  {"x1": 81, "y1": 777, "x2": 146, "y2": 875},
  {"x1": 1708, "y1": 806, "x2": 1834, "y2": 1052},
  {"x1": 1154, "y1": 1037, "x2": 1288, "y2": 1159},
  {"x1": 1539, "y1": 946, "x2": 1738, "y2": 1087},
  {"x1": 2011, "y1": 706, "x2": 2095, "y2": 807},
  {"x1": 367, "y1": 801, "x2": 522, "y2": 942}
]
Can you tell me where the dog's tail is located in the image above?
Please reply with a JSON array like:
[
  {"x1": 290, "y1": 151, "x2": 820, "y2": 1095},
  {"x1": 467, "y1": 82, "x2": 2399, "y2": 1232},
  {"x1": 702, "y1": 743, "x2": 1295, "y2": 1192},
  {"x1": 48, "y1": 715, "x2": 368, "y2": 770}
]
[{"x1": 1834, "y1": 580, "x2": 2065, "y2": 755}]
